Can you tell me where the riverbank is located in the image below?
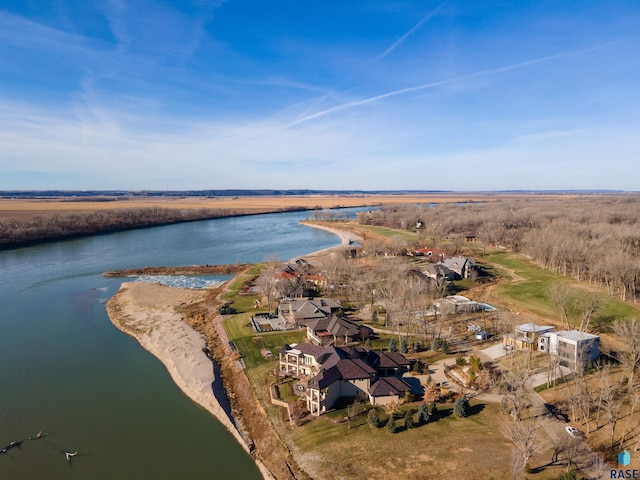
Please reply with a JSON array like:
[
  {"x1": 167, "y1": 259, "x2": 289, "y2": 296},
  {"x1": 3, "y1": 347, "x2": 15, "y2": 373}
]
[
  {"x1": 294, "y1": 221, "x2": 363, "y2": 260},
  {"x1": 106, "y1": 282, "x2": 273, "y2": 478},
  {"x1": 104, "y1": 223, "x2": 357, "y2": 479},
  {"x1": 0, "y1": 192, "x2": 526, "y2": 250}
]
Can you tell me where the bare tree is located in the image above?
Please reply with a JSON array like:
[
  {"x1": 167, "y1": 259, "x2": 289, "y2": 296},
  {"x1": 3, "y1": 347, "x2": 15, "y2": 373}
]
[
  {"x1": 502, "y1": 417, "x2": 543, "y2": 477},
  {"x1": 549, "y1": 283, "x2": 572, "y2": 330},
  {"x1": 618, "y1": 384, "x2": 640, "y2": 449},
  {"x1": 601, "y1": 376, "x2": 625, "y2": 449},
  {"x1": 575, "y1": 291, "x2": 602, "y2": 332},
  {"x1": 591, "y1": 454, "x2": 609, "y2": 480},
  {"x1": 497, "y1": 353, "x2": 533, "y2": 421},
  {"x1": 256, "y1": 260, "x2": 282, "y2": 315},
  {"x1": 612, "y1": 318, "x2": 640, "y2": 389}
]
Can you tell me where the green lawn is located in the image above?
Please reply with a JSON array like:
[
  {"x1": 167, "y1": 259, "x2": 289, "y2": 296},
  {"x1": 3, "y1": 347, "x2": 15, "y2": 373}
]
[
  {"x1": 483, "y1": 251, "x2": 640, "y2": 328},
  {"x1": 290, "y1": 401, "x2": 527, "y2": 480}
]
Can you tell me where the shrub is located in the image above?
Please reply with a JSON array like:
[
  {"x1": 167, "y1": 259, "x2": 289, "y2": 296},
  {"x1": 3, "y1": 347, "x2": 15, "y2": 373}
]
[
  {"x1": 371, "y1": 309, "x2": 378, "y2": 324},
  {"x1": 469, "y1": 355, "x2": 482, "y2": 372},
  {"x1": 456, "y1": 356, "x2": 467, "y2": 366},
  {"x1": 219, "y1": 303, "x2": 237, "y2": 315}
]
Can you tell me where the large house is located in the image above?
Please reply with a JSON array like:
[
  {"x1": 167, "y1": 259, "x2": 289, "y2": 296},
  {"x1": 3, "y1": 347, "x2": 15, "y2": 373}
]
[
  {"x1": 422, "y1": 256, "x2": 475, "y2": 282},
  {"x1": 435, "y1": 295, "x2": 485, "y2": 315},
  {"x1": 279, "y1": 344, "x2": 413, "y2": 415},
  {"x1": 539, "y1": 330, "x2": 600, "y2": 367},
  {"x1": 440, "y1": 256, "x2": 475, "y2": 279},
  {"x1": 277, "y1": 298, "x2": 341, "y2": 328},
  {"x1": 278, "y1": 260, "x2": 328, "y2": 292},
  {"x1": 505, "y1": 323, "x2": 600, "y2": 367},
  {"x1": 306, "y1": 315, "x2": 371, "y2": 346},
  {"x1": 504, "y1": 323, "x2": 556, "y2": 351}
]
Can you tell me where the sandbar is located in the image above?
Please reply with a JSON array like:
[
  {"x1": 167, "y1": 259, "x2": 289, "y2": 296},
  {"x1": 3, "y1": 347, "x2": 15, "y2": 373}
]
[
  {"x1": 295, "y1": 221, "x2": 363, "y2": 260},
  {"x1": 106, "y1": 283, "x2": 258, "y2": 458},
  {"x1": 105, "y1": 224, "x2": 353, "y2": 479}
]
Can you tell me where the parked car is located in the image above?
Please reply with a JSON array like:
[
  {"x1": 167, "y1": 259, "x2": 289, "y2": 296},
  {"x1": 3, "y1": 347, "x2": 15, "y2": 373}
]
[
  {"x1": 555, "y1": 412, "x2": 569, "y2": 422},
  {"x1": 565, "y1": 426, "x2": 580, "y2": 437},
  {"x1": 475, "y1": 330, "x2": 488, "y2": 340}
]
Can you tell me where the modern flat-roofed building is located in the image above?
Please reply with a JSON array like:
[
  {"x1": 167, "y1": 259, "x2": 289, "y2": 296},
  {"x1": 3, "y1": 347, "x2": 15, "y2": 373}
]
[{"x1": 539, "y1": 330, "x2": 600, "y2": 367}]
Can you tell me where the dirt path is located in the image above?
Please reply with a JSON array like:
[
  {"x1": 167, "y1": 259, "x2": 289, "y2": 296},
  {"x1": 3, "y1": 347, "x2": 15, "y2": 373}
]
[{"x1": 487, "y1": 261, "x2": 526, "y2": 283}]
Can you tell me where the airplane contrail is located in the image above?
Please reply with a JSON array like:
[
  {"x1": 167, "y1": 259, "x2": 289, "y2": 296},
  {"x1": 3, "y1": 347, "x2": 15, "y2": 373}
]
[
  {"x1": 284, "y1": 41, "x2": 618, "y2": 129},
  {"x1": 372, "y1": 0, "x2": 450, "y2": 63}
]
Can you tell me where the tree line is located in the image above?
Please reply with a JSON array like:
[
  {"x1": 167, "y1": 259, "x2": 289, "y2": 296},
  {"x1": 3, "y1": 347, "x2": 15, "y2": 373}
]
[
  {"x1": 356, "y1": 195, "x2": 640, "y2": 303},
  {"x1": 0, "y1": 207, "x2": 237, "y2": 249}
]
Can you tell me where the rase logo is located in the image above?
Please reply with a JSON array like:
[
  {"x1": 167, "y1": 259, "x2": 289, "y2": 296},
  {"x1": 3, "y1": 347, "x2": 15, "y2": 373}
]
[{"x1": 611, "y1": 450, "x2": 638, "y2": 479}]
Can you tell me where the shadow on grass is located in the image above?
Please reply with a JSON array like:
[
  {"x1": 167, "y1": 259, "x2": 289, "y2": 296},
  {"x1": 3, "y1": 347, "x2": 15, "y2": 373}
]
[{"x1": 469, "y1": 402, "x2": 486, "y2": 416}]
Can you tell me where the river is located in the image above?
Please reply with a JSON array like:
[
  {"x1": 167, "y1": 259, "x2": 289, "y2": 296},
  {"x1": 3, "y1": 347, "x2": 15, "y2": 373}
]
[{"x1": 0, "y1": 209, "x2": 356, "y2": 479}]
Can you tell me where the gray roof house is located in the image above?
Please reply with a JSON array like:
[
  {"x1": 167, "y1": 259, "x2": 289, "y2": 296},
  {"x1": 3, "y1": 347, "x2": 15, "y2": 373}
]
[
  {"x1": 306, "y1": 315, "x2": 370, "y2": 347},
  {"x1": 440, "y1": 256, "x2": 475, "y2": 279},
  {"x1": 277, "y1": 298, "x2": 341, "y2": 328}
]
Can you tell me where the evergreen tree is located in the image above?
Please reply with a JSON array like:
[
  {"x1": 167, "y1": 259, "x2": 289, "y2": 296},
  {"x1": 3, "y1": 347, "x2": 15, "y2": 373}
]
[
  {"x1": 388, "y1": 338, "x2": 397, "y2": 352},
  {"x1": 387, "y1": 415, "x2": 398, "y2": 433},
  {"x1": 404, "y1": 410, "x2": 415, "y2": 429},
  {"x1": 371, "y1": 309, "x2": 378, "y2": 325},
  {"x1": 417, "y1": 403, "x2": 429, "y2": 425},
  {"x1": 399, "y1": 337, "x2": 408, "y2": 353},
  {"x1": 367, "y1": 408, "x2": 380, "y2": 428},
  {"x1": 412, "y1": 360, "x2": 424, "y2": 374},
  {"x1": 427, "y1": 401, "x2": 438, "y2": 418},
  {"x1": 454, "y1": 396, "x2": 470, "y2": 418}
]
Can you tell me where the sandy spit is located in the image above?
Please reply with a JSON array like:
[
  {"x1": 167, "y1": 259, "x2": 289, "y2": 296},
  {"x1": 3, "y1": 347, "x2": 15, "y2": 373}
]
[
  {"x1": 295, "y1": 221, "x2": 363, "y2": 260},
  {"x1": 106, "y1": 282, "x2": 273, "y2": 479}
]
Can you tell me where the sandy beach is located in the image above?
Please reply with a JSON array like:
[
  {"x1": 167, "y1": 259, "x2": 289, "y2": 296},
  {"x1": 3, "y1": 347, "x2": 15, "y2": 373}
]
[
  {"x1": 296, "y1": 221, "x2": 363, "y2": 260},
  {"x1": 106, "y1": 283, "x2": 255, "y2": 451},
  {"x1": 105, "y1": 224, "x2": 353, "y2": 479}
]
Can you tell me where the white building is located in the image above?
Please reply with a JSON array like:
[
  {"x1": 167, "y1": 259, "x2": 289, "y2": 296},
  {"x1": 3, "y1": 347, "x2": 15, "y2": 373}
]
[{"x1": 539, "y1": 330, "x2": 600, "y2": 367}]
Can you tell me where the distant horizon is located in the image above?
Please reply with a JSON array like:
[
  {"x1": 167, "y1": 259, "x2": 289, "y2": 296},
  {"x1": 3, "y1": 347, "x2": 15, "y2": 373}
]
[
  {"x1": 1, "y1": 1, "x2": 639, "y2": 190},
  {"x1": 1, "y1": 188, "x2": 637, "y2": 197}
]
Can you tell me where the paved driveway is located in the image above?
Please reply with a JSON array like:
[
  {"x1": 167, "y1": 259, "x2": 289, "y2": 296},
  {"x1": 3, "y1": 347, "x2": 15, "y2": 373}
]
[{"x1": 481, "y1": 343, "x2": 507, "y2": 360}]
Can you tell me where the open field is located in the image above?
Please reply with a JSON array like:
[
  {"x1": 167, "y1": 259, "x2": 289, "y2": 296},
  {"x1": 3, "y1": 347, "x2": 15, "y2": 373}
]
[
  {"x1": 0, "y1": 193, "x2": 576, "y2": 220},
  {"x1": 482, "y1": 251, "x2": 640, "y2": 328}
]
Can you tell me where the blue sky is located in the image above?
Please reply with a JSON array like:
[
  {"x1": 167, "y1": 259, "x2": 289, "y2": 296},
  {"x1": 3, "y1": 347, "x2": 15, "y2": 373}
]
[{"x1": 1, "y1": 1, "x2": 638, "y2": 191}]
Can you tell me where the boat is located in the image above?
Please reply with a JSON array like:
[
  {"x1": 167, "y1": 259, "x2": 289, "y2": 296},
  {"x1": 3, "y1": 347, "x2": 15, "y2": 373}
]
[
  {"x1": 1, "y1": 440, "x2": 23, "y2": 454},
  {"x1": 65, "y1": 451, "x2": 78, "y2": 462}
]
